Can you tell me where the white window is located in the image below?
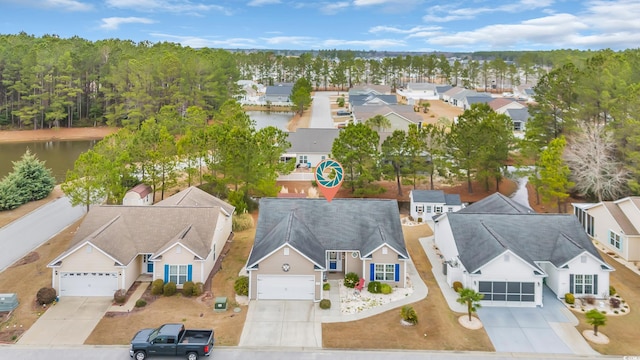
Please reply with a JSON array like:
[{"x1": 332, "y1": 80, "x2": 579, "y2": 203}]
[
  {"x1": 415, "y1": 205, "x2": 424, "y2": 213},
  {"x1": 574, "y1": 274, "x2": 594, "y2": 295},
  {"x1": 609, "y1": 231, "x2": 622, "y2": 250},
  {"x1": 426, "y1": 205, "x2": 432, "y2": 213},
  {"x1": 169, "y1": 265, "x2": 188, "y2": 285},
  {"x1": 375, "y1": 264, "x2": 395, "y2": 281},
  {"x1": 435, "y1": 206, "x2": 443, "y2": 213},
  {"x1": 298, "y1": 155, "x2": 308, "y2": 164},
  {"x1": 448, "y1": 207, "x2": 453, "y2": 212}
]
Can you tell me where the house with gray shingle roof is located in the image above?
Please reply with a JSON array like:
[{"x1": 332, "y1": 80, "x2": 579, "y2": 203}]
[
  {"x1": 409, "y1": 190, "x2": 464, "y2": 222},
  {"x1": 352, "y1": 104, "x2": 422, "y2": 132},
  {"x1": 505, "y1": 108, "x2": 531, "y2": 134},
  {"x1": 48, "y1": 187, "x2": 234, "y2": 297},
  {"x1": 573, "y1": 197, "x2": 640, "y2": 262},
  {"x1": 433, "y1": 193, "x2": 613, "y2": 307},
  {"x1": 245, "y1": 198, "x2": 409, "y2": 300},
  {"x1": 281, "y1": 128, "x2": 340, "y2": 168},
  {"x1": 264, "y1": 84, "x2": 293, "y2": 103},
  {"x1": 348, "y1": 94, "x2": 398, "y2": 108}
]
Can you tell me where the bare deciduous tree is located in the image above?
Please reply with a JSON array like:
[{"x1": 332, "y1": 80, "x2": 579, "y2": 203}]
[{"x1": 564, "y1": 123, "x2": 629, "y2": 201}]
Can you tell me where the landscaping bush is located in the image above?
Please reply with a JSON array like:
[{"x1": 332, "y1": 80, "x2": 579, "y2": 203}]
[
  {"x1": 417, "y1": 217, "x2": 423, "y2": 223},
  {"x1": 193, "y1": 282, "x2": 204, "y2": 297},
  {"x1": 135, "y1": 299, "x2": 147, "y2": 308},
  {"x1": 323, "y1": 283, "x2": 331, "y2": 291},
  {"x1": 319, "y1": 299, "x2": 331, "y2": 309},
  {"x1": 453, "y1": 281, "x2": 463, "y2": 293},
  {"x1": 234, "y1": 276, "x2": 249, "y2": 296},
  {"x1": 367, "y1": 281, "x2": 381, "y2": 293},
  {"x1": 151, "y1": 279, "x2": 165, "y2": 295},
  {"x1": 380, "y1": 283, "x2": 392, "y2": 294},
  {"x1": 584, "y1": 295, "x2": 596, "y2": 305},
  {"x1": 163, "y1": 281, "x2": 177, "y2": 296},
  {"x1": 36, "y1": 287, "x2": 57, "y2": 305},
  {"x1": 232, "y1": 213, "x2": 254, "y2": 232},
  {"x1": 609, "y1": 285, "x2": 616, "y2": 296},
  {"x1": 344, "y1": 272, "x2": 359, "y2": 288},
  {"x1": 337, "y1": 97, "x2": 345, "y2": 107},
  {"x1": 565, "y1": 293, "x2": 575, "y2": 305},
  {"x1": 182, "y1": 281, "x2": 195, "y2": 297},
  {"x1": 401, "y1": 305, "x2": 418, "y2": 325},
  {"x1": 113, "y1": 289, "x2": 127, "y2": 304},
  {"x1": 609, "y1": 297, "x2": 621, "y2": 309}
]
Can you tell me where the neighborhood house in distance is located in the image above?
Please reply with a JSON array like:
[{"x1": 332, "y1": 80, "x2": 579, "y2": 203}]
[
  {"x1": 409, "y1": 190, "x2": 465, "y2": 223},
  {"x1": 433, "y1": 193, "x2": 614, "y2": 307},
  {"x1": 245, "y1": 198, "x2": 409, "y2": 301},
  {"x1": 47, "y1": 187, "x2": 234, "y2": 297}
]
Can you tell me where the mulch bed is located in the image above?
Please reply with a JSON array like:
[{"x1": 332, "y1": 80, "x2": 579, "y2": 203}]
[{"x1": 10, "y1": 251, "x2": 39, "y2": 267}]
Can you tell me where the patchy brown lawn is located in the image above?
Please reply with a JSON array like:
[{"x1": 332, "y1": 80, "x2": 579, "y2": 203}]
[{"x1": 322, "y1": 224, "x2": 495, "y2": 351}]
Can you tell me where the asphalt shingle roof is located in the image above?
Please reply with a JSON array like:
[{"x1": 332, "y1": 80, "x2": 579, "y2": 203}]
[
  {"x1": 411, "y1": 190, "x2": 461, "y2": 205},
  {"x1": 458, "y1": 193, "x2": 533, "y2": 214},
  {"x1": 286, "y1": 128, "x2": 339, "y2": 154},
  {"x1": 247, "y1": 198, "x2": 408, "y2": 268}
]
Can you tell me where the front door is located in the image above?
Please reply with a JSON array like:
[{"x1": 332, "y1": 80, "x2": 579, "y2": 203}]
[
  {"x1": 328, "y1": 251, "x2": 342, "y2": 272},
  {"x1": 143, "y1": 254, "x2": 153, "y2": 273}
]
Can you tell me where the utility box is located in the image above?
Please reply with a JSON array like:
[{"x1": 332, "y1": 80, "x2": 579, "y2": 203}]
[
  {"x1": 214, "y1": 297, "x2": 227, "y2": 312},
  {"x1": 0, "y1": 293, "x2": 18, "y2": 312}
]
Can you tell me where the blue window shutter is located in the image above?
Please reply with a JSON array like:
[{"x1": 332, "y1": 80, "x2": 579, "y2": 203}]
[
  {"x1": 395, "y1": 264, "x2": 400, "y2": 282},
  {"x1": 369, "y1": 263, "x2": 375, "y2": 281},
  {"x1": 164, "y1": 264, "x2": 169, "y2": 283},
  {"x1": 188, "y1": 265, "x2": 193, "y2": 282},
  {"x1": 593, "y1": 274, "x2": 598, "y2": 295},
  {"x1": 569, "y1": 274, "x2": 574, "y2": 293}
]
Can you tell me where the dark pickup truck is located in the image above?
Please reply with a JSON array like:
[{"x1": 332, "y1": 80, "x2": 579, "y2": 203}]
[{"x1": 130, "y1": 323, "x2": 214, "y2": 360}]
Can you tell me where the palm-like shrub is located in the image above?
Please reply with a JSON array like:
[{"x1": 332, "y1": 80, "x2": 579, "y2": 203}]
[
  {"x1": 456, "y1": 288, "x2": 484, "y2": 321},
  {"x1": 586, "y1": 308, "x2": 607, "y2": 336},
  {"x1": 234, "y1": 276, "x2": 249, "y2": 296},
  {"x1": 401, "y1": 305, "x2": 418, "y2": 325}
]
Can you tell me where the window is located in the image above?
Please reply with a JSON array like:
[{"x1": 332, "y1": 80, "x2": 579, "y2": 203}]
[
  {"x1": 169, "y1": 265, "x2": 188, "y2": 285},
  {"x1": 574, "y1": 274, "x2": 595, "y2": 295},
  {"x1": 415, "y1": 205, "x2": 424, "y2": 213},
  {"x1": 434, "y1": 206, "x2": 443, "y2": 213},
  {"x1": 574, "y1": 207, "x2": 594, "y2": 236},
  {"x1": 375, "y1": 264, "x2": 395, "y2": 281},
  {"x1": 609, "y1": 231, "x2": 622, "y2": 250},
  {"x1": 426, "y1": 205, "x2": 432, "y2": 213},
  {"x1": 513, "y1": 121, "x2": 522, "y2": 131},
  {"x1": 448, "y1": 207, "x2": 453, "y2": 212},
  {"x1": 298, "y1": 155, "x2": 308, "y2": 164}
]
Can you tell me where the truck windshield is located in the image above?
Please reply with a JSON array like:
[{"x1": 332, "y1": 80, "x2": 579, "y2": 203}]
[{"x1": 148, "y1": 328, "x2": 160, "y2": 342}]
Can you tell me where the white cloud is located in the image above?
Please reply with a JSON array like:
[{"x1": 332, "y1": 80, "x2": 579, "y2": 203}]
[
  {"x1": 150, "y1": 33, "x2": 259, "y2": 48},
  {"x1": 423, "y1": 0, "x2": 555, "y2": 23},
  {"x1": 321, "y1": 38, "x2": 407, "y2": 49},
  {"x1": 321, "y1": 1, "x2": 350, "y2": 14},
  {"x1": 354, "y1": 0, "x2": 411, "y2": 6},
  {"x1": 247, "y1": 0, "x2": 281, "y2": 6},
  {"x1": 100, "y1": 17, "x2": 156, "y2": 30},
  {"x1": 369, "y1": 25, "x2": 440, "y2": 34},
  {"x1": 106, "y1": 0, "x2": 228, "y2": 14},
  {"x1": 9, "y1": 0, "x2": 93, "y2": 11}
]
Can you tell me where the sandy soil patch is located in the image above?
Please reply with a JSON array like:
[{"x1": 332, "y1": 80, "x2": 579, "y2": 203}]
[
  {"x1": 458, "y1": 315, "x2": 484, "y2": 330},
  {"x1": 582, "y1": 330, "x2": 610, "y2": 344},
  {"x1": 0, "y1": 127, "x2": 117, "y2": 143}
]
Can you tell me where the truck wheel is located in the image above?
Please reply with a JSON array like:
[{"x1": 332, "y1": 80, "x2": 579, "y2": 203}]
[
  {"x1": 134, "y1": 350, "x2": 147, "y2": 360},
  {"x1": 186, "y1": 352, "x2": 199, "y2": 360}
]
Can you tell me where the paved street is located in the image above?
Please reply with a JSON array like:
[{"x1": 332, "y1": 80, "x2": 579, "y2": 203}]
[
  {"x1": 310, "y1": 91, "x2": 337, "y2": 128},
  {"x1": 0, "y1": 196, "x2": 85, "y2": 271}
]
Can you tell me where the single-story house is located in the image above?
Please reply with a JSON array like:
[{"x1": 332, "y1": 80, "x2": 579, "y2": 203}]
[
  {"x1": 245, "y1": 198, "x2": 409, "y2": 301},
  {"x1": 505, "y1": 108, "x2": 531, "y2": 134},
  {"x1": 352, "y1": 104, "x2": 422, "y2": 132},
  {"x1": 122, "y1": 183, "x2": 153, "y2": 206},
  {"x1": 348, "y1": 94, "x2": 398, "y2": 109},
  {"x1": 409, "y1": 190, "x2": 464, "y2": 222},
  {"x1": 488, "y1": 97, "x2": 526, "y2": 114},
  {"x1": 349, "y1": 84, "x2": 392, "y2": 96},
  {"x1": 47, "y1": 187, "x2": 234, "y2": 297},
  {"x1": 264, "y1": 84, "x2": 293, "y2": 103},
  {"x1": 573, "y1": 197, "x2": 640, "y2": 262},
  {"x1": 434, "y1": 193, "x2": 613, "y2": 307},
  {"x1": 280, "y1": 128, "x2": 340, "y2": 169}
]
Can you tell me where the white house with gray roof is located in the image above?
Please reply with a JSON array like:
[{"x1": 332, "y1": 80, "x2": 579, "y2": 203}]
[
  {"x1": 245, "y1": 198, "x2": 409, "y2": 301},
  {"x1": 280, "y1": 128, "x2": 339, "y2": 170},
  {"x1": 409, "y1": 190, "x2": 464, "y2": 222},
  {"x1": 433, "y1": 193, "x2": 613, "y2": 307}
]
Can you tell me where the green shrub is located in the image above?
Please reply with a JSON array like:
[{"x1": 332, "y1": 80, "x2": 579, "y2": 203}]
[
  {"x1": 565, "y1": 293, "x2": 575, "y2": 304},
  {"x1": 337, "y1": 97, "x2": 345, "y2": 107},
  {"x1": 135, "y1": 299, "x2": 147, "y2": 308},
  {"x1": 182, "y1": 281, "x2": 195, "y2": 297},
  {"x1": 401, "y1": 305, "x2": 418, "y2": 325},
  {"x1": 36, "y1": 287, "x2": 57, "y2": 305},
  {"x1": 323, "y1": 283, "x2": 331, "y2": 291},
  {"x1": 344, "y1": 272, "x2": 359, "y2": 288},
  {"x1": 232, "y1": 213, "x2": 254, "y2": 232},
  {"x1": 228, "y1": 190, "x2": 248, "y2": 214},
  {"x1": 367, "y1": 281, "x2": 381, "y2": 293},
  {"x1": 609, "y1": 297, "x2": 621, "y2": 309},
  {"x1": 609, "y1": 285, "x2": 616, "y2": 296},
  {"x1": 319, "y1": 299, "x2": 331, "y2": 309},
  {"x1": 234, "y1": 276, "x2": 249, "y2": 296},
  {"x1": 417, "y1": 217, "x2": 423, "y2": 223},
  {"x1": 453, "y1": 281, "x2": 463, "y2": 293},
  {"x1": 193, "y1": 282, "x2": 204, "y2": 297},
  {"x1": 151, "y1": 279, "x2": 165, "y2": 295},
  {"x1": 113, "y1": 289, "x2": 127, "y2": 304},
  {"x1": 163, "y1": 282, "x2": 177, "y2": 296},
  {"x1": 380, "y1": 283, "x2": 392, "y2": 294}
]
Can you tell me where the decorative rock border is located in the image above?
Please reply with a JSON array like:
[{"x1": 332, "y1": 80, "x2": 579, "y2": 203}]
[
  {"x1": 458, "y1": 315, "x2": 483, "y2": 330},
  {"x1": 582, "y1": 330, "x2": 610, "y2": 344}
]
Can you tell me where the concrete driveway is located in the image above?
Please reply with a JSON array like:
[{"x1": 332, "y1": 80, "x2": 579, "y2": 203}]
[
  {"x1": 239, "y1": 301, "x2": 321, "y2": 348},
  {"x1": 477, "y1": 287, "x2": 598, "y2": 355},
  {"x1": 18, "y1": 297, "x2": 111, "y2": 345}
]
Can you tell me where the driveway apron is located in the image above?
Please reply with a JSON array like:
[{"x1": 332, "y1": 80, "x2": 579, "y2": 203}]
[
  {"x1": 18, "y1": 297, "x2": 111, "y2": 345},
  {"x1": 239, "y1": 300, "x2": 321, "y2": 348},
  {"x1": 477, "y1": 286, "x2": 597, "y2": 355}
]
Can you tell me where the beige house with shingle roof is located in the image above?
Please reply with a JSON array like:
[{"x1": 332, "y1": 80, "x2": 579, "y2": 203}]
[
  {"x1": 573, "y1": 197, "x2": 640, "y2": 262},
  {"x1": 48, "y1": 187, "x2": 234, "y2": 297}
]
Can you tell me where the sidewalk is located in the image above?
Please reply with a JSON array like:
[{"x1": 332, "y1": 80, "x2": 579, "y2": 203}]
[{"x1": 420, "y1": 235, "x2": 467, "y2": 313}]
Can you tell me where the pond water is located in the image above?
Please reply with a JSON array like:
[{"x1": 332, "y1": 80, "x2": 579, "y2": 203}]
[
  {"x1": 0, "y1": 140, "x2": 98, "y2": 183},
  {"x1": 247, "y1": 111, "x2": 294, "y2": 131}
]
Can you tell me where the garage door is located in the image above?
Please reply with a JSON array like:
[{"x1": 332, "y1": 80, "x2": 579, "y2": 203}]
[
  {"x1": 256, "y1": 275, "x2": 315, "y2": 300},
  {"x1": 478, "y1": 281, "x2": 535, "y2": 303},
  {"x1": 60, "y1": 272, "x2": 118, "y2": 297}
]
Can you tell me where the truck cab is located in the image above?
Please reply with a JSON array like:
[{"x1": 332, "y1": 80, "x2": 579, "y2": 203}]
[{"x1": 130, "y1": 323, "x2": 214, "y2": 360}]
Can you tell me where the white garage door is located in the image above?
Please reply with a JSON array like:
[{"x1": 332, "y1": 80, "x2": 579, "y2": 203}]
[
  {"x1": 60, "y1": 272, "x2": 118, "y2": 297},
  {"x1": 257, "y1": 275, "x2": 315, "y2": 300}
]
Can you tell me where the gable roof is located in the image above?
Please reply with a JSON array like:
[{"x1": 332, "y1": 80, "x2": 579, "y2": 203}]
[
  {"x1": 464, "y1": 95, "x2": 493, "y2": 106},
  {"x1": 352, "y1": 104, "x2": 423, "y2": 124},
  {"x1": 506, "y1": 108, "x2": 531, "y2": 123},
  {"x1": 602, "y1": 201, "x2": 639, "y2": 235},
  {"x1": 247, "y1": 198, "x2": 408, "y2": 268},
  {"x1": 488, "y1": 98, "x2": 524, "y2": 111},
  {"x1": 127, "y1": 183, "x2": 152, "y2": 198},
  {"x1": 406, "y1": 83, "x2": 437, "y2": 91},
  {"x1": 349, "y1": 94, "x2": 398, "y2": 107},
  {"x1": 411, "y1": 190, "x2": 461, "y2": 205},
  {"x1": 459, "y1": 192, "x2": 533, "y2": 214},
  {"x1": 447, "y1": 213, "x2": 608, "y2": 273},
  {"x1": 265, "y1": 84, "x2": 293, "y2": 96},
  {"x1": 156, "y1": 186, "x2": 235, "y2": 215},
  {"x1": 286, "y1": 128, "x2": 339, "y2": 154}
]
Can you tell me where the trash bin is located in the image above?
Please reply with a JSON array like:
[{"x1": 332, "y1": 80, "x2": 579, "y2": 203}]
[{"x1": 214, "y1": 297, "x2": 227, "y2": 312}]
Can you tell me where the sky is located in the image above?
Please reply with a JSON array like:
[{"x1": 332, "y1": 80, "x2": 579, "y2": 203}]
[{"x1": 1, "y1": 0, "x2": 640, "y2": 52}]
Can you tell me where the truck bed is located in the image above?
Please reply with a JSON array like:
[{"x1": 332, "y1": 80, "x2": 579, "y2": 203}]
[{"x1": 179, "y1": 330, "x2": 213, "y2": 344}]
